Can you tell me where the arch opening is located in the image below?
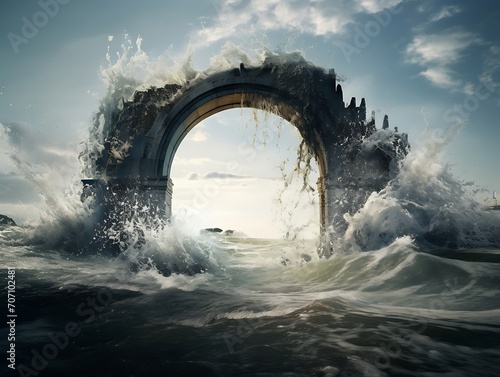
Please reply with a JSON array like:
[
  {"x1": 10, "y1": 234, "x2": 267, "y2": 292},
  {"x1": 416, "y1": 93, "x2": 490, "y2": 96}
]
[{"x1": 170, "y1": 108, "x2": 320, "y2": 239}]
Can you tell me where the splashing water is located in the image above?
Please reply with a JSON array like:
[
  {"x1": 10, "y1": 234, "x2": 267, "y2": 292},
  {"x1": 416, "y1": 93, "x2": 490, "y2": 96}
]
[
  {"x1": 344, "y1": 124, "x2": 500, "y2": 251},
  {"x1": 242, "y1": 104, "x2": 320, "y2": 241},
  {"x1": 1, "y1": 36, "x2": 499, "y2": 258},
  {"x1": 2, "y1": 37, "x2": 500, "y2": 377}
]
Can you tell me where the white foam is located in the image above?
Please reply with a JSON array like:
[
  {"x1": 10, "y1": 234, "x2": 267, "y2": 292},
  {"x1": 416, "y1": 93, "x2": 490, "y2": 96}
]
[{"x1": 343, "y1": 131, "x2": 500, "y2": 251}]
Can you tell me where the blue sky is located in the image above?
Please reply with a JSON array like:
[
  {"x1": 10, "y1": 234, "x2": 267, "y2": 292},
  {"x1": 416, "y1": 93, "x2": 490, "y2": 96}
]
[{"x1": 0, "y1": 0, "x2": 499, "y2": 237}]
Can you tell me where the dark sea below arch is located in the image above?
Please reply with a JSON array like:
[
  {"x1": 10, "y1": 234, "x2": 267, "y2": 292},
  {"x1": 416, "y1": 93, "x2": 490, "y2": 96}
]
[{"x1": 2, "y1": 228, "x2": 500, "y2": 377}]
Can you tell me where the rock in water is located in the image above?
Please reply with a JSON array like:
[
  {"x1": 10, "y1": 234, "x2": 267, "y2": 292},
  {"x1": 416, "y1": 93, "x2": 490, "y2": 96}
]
[
  {"x1": 0, "y1": 214, "x2": 16, "y2": 226},
  {"x1": 200, "y1": 228, "x2": 223, "y2": 234}
]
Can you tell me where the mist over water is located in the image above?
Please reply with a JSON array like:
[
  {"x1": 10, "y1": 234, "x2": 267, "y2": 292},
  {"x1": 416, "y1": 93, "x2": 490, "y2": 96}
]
[{"x1": 1, "y1": 39, "x2": 500, "y2": 377}]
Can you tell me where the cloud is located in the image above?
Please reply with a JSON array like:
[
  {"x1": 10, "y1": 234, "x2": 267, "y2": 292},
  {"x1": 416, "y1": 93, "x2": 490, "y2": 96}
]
[
  {"x1": 204, "y1": 171, "x2": 247, "y2": 179},
  {"x1": 406, "y1": 28, "x2": 481, "y2": 66},
  {"x1": 189, "y1": 130, "x2": 208, "y2": 142},
  {"x1": 357, "y1": 0, "x2": 404, "y2": 13},
  {"x1": 429, "y1": 5, "x2": 462, "y2": 22},
  {"x1": 405, "y1": 27, "x2": 482, "y2": 89},
  {"x1": 419, "y1": 67, "x2": 457, "y2": 89},
  {"x1": 187, "y1": 171, "x2": 248, "y2": 180},
  {"x1": 197, "y1": 0, "x2": 406, "y2": 44}
]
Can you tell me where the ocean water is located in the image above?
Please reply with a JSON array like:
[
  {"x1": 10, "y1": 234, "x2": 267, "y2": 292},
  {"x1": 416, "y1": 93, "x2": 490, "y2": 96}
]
[
  {"x1": 2, "y1": 227, "x2": 500, "y2": 377},
  {"x1": 2, "y1": 42, "x2": 500, "y2": 377}
]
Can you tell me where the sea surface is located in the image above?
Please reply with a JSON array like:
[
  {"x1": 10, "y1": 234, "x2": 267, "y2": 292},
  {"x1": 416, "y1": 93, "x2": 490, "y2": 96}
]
[{"x1": 2, "y1": 226, "x2": 500, "y2": 377}]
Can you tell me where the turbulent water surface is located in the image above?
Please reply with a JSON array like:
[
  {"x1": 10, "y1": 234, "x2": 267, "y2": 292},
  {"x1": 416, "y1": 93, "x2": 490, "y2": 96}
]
[{"x1": 2, "y1": 223, "x2": 500, "y2": 377}]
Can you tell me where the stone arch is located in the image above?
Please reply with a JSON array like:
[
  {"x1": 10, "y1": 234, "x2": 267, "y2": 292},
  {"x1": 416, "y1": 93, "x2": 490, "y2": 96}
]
[
  {"x1": 84, "y1": 57, "x2": 409, "y2": 254},
  {"x1": 152, "y1": 86, "x2": 326, "y2": 180}
]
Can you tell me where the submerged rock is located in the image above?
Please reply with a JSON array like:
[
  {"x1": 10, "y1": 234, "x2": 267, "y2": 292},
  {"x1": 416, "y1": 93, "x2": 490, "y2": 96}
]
[{"x1": 0, "y1": 214, "x2": 16, "y2": 226}]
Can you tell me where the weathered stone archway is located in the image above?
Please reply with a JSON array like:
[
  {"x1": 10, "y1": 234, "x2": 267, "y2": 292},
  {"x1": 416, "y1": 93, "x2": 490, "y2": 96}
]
[{"x1": 84, "y1": 56, "x2": 409, "y2": 253}]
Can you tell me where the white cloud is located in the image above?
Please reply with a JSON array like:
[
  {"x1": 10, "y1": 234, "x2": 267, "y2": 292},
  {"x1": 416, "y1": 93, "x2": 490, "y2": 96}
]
[
  {"x1": 197, "y1": 0, "x2": 407, "y2": 44},
  {"x1": 406, "y1": 29, "x2": 480, "y2": 66},
  {"x1": 429, "y1": 5, "x2": 462, "y2": 22},
  {"x1": 189, "y1": 130, "x2": 208, "y2": 142},
  {"x1": 204, "y1": 171, "x2": 247, "y2": 179},
  {"x1": 357, "y1": 0, "x2": 404, "y2": 13},
  {"x1": 405, "y1": 28, "x2": 482, "y2": 89},
  {"x1": 188, "y1": 171, "x2": 249, "y2": 180},
  {"x1": 419, "y1": 67, "x2": 456, "y2": 89}
]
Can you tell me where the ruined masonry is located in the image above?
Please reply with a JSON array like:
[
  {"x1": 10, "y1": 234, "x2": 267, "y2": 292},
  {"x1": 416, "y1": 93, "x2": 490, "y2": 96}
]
[{"x1": 83, "y1": 57, "x2": 409, "y2": 255}]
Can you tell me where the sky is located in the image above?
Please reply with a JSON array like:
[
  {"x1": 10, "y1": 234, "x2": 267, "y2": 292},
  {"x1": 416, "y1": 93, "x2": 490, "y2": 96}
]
[{"x1": 0, "y1": 0, "x2": 499, "y2": 238}]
